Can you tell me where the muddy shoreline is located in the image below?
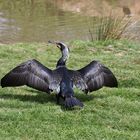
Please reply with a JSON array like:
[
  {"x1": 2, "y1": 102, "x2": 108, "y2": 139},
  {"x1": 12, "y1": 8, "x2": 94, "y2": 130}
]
[{"x1": 50, "y1": 0, "x2": 140, "y2": 17}]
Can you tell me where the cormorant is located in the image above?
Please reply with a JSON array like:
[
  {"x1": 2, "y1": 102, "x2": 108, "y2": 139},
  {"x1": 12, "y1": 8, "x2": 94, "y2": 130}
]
[{"x1": 1, "y1": 41, "x2": 118, "y2": 108}]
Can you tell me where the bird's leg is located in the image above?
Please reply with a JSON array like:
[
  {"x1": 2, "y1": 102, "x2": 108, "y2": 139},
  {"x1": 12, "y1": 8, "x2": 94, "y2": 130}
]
[
  {"x1": 60, "y1": 94, "x2": 65, "y2": 100},
  {"x1": 56, "y1": 92, "x2": 66, "y2": 105},
  {"x1": 83, "y1": 89, "x2": 88, "y2": 94},
  {"x1": 56, "y1": 94, "x2": 60, "y2": 104}
]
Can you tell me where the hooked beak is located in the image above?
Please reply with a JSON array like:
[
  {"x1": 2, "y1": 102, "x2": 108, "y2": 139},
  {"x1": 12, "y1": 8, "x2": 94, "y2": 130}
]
[{"x1": 48, "y1": 40, "x2": 60, "y2": 48}]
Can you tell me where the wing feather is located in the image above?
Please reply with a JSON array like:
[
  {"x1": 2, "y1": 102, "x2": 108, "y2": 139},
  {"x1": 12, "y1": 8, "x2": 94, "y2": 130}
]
[
  {"x1": 68, "y1": 61, "x2": 118, "y2": 93},
  {"x1": 1, "y1": 59, "x2": 53, "y2": 93},
  {"x1": 68, "y1": 70, "x2": 87, "y2": 91},
  {"x1": 78, "y1": 61, "x2": 118, "y2": 92}
]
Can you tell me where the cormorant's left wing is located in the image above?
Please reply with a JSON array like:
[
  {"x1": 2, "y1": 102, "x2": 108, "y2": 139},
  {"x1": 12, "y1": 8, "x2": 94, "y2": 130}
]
[{"x1": 69, "y1": 61, "x2": 118, "y2": 93}]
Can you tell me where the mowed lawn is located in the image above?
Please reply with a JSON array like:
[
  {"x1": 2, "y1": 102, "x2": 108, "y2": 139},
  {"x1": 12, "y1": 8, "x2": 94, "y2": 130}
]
[{"x1": 0, "y1": 40, "x2": 139, "y2": 140}]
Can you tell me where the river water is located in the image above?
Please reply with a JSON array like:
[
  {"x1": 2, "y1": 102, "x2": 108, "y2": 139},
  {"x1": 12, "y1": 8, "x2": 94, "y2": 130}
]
[
  {"x1": 0, "y1": 0, "x2": 93, "y2": 43},
  {"x1": 0, "y1": 0, "x2": 139, "y2": 43}
]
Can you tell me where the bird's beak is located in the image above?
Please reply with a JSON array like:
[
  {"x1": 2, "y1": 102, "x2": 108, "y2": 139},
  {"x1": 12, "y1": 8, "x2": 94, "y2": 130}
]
[
  {"x1": 48, "y1": 40, "x2": 60, "y2": 48},
  {"x1": 56, "y1": 44, "x2": 61, "y2": 49},
  {"x1": 48, "y1": 40, "x2": 56, "y2": 45}
]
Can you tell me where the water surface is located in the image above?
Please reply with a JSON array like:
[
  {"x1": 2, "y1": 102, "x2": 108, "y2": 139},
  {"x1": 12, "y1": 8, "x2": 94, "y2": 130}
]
[
  {"x1": 0, "y1": 0, "x2": 140, "y2": 43},
  {"x1": 0, "y1": 0, "x2": 92, "y2": 43}
]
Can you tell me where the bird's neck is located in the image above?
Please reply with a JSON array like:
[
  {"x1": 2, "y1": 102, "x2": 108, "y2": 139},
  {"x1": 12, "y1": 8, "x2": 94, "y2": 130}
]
[
  {"x1": 56, "y1": 52, "x2": 69, "y2": 67},
  {"x1": 56, "y1": 57, "x2": 66, "y2": 67}
]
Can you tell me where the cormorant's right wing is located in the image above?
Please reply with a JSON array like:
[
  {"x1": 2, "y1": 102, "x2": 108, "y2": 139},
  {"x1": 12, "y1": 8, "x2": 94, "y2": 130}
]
[{"x1": 1, "y1": 59, "x2": 55, "y2": 93}]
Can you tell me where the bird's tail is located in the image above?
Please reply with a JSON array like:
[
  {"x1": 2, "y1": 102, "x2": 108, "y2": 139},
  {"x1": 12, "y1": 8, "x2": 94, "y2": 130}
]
[{"x1": 64, "y1": 96, "x2": 83, "y2": 108}]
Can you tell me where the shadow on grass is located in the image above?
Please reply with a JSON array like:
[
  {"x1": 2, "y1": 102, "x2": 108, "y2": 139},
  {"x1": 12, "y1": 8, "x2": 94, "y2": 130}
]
[
  {"x1": 76, "y1": 93, "x2": 99, "y2": 102},
  {"x1": 0, "y1": 88, "x2": 100, "y2": 108},
  {"x1": 0, "y1": 89, "x2": 56, "y2": 104}
]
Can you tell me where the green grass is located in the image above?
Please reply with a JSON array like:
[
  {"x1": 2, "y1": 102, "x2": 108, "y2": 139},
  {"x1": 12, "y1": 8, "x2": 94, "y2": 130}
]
[{"x1": 0, "y1": 40, "x2": 140, "y2": 140}]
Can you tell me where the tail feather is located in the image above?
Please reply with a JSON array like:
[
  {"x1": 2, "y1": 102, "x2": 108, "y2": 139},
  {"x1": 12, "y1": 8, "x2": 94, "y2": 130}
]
[{"x1": 64, "y1": 97, "x2": 83, "y2": 108}]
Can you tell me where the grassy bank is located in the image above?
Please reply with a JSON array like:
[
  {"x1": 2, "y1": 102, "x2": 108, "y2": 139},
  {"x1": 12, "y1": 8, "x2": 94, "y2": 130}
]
[{"x1": 0, "y1": 40, "x2": 140, "y2": 140}]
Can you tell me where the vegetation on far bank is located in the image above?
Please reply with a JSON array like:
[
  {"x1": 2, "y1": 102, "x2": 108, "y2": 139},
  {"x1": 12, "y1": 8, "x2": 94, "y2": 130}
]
[{"x1": 0, "y1": 40, "x2": 140, "y2": 140}]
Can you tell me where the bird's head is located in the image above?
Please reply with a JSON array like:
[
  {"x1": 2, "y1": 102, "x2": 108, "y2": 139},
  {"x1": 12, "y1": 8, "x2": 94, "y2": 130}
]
[
  {"x1": 48, "y1": 40, "x2": 69, "y2": 51},
  {"x1": 48, "y1": 40, "x2": 70, "y2": 58}
]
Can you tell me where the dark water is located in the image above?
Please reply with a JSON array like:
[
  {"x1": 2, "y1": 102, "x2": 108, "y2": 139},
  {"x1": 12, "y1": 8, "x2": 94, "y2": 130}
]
[{"x1": 0, "y1": 0, "x2": 92, "y2": 43}]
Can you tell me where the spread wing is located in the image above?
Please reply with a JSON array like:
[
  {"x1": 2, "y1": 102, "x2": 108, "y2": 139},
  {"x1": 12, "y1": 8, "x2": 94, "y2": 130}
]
[
  {"x1": 68, "y1": 70, "x2": 87, "y2": 91},
  {"x1": 69, "y1": 61, "x2": 118, "y2": 93},
  {"x1": 1, "y1": 59, "x2": 57, "y2": 93}
]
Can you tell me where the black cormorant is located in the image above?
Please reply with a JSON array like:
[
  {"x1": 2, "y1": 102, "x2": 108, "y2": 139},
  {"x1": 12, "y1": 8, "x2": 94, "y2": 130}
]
[{"x1": 1, "y1": 41, "x2": 118, "y2": 108}]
